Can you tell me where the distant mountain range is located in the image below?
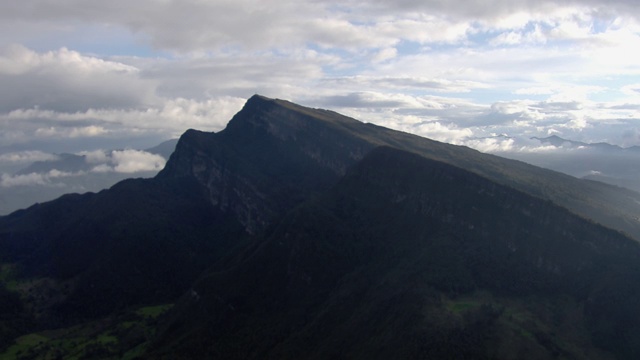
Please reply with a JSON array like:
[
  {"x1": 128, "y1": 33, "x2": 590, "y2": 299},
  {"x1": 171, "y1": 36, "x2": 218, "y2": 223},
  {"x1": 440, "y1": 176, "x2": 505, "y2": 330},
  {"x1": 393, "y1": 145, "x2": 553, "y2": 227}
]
[
  {"x1": 532, "y1": 135, "x2": 640, "y2": 152},
  {"x1": 0, "y1": 139, "x2": 178, "y2": 215},
  {"x1": 497, "y1": 135, "x2": 640, "y2": 193},
  {"x1": 2, "y1": 96, "x2": 640, "y2": 358}
]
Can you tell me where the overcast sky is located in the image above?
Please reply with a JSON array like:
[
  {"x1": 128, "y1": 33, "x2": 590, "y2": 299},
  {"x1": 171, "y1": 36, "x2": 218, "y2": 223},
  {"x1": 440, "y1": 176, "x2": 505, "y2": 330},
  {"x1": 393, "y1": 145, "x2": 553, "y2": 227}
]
[{"x1": 2, "y1": 0, "x2": 640, "y2": 164}]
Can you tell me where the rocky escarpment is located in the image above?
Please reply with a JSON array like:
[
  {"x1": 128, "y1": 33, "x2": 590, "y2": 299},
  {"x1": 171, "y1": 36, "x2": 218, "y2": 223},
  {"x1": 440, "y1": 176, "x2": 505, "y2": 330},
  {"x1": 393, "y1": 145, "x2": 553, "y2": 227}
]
[{"x1": 158, "y1": 95, "x2": 374, "y2": 233}]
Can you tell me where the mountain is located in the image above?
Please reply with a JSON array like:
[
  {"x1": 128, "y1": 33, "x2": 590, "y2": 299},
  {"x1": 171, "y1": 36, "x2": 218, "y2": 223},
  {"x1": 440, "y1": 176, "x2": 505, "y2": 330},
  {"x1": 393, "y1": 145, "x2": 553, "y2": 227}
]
[
  {"x1": 16, "y1": 153, "x2": 88, "y2": 175},
  {"x1": 3, "y1": 95, "x2": 640, "y2": 358},
  {"x1": 144, "y1": 138, "x2": 181, "y2": 159},
  {"x1": 532, "y1": 135, "x2": 640, "y2": 152},
  {"x1": 164, "y1": 96, "x2": 640, "y2": 240},
  {"x1": 149, "y1": 146, "x2": 640, "y2": 359},
  {"x1": 493, "y1": 135, "x2": 640, "y2": 193},
  {"x1": 0, "y1": 139, "x2": 178, "y2": 215}
]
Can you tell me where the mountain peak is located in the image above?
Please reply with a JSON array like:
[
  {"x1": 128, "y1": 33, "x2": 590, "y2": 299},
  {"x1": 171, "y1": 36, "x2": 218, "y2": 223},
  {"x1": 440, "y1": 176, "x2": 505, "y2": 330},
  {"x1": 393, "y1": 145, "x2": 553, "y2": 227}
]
[
  {"x1": 158, "y1": 95, "x2": 376, "y2": 233},
  {"x1": 247, "y1": 93, "x2": 275, "y2": 103},
  {"x1": 157, "y1": 97, "x2": 640, "y2": 240}
]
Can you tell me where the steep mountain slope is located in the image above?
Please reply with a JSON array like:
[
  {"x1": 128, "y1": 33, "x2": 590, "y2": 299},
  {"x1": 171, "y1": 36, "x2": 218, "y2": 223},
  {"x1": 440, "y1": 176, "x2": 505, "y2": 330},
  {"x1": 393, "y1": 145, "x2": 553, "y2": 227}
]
[
  {"x1": 0, "y1": 176, "x2": 252, "y2": 326},
  {"x1": 160, "y1": 95, "x2": 640, "y2": 240},
  {"x1": 0, "y1": 96, "x2": 380, "y2": 332},
  {"x1": 150, "y1": 147, "x2": 640, "y2": 359}
]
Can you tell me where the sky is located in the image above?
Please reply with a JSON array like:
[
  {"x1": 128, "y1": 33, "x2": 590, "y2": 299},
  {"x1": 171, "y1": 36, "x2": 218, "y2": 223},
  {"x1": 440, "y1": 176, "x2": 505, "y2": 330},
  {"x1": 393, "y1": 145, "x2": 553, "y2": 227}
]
[{"x1": 2, "y1": 0, "x2": 640, "y2": 173}]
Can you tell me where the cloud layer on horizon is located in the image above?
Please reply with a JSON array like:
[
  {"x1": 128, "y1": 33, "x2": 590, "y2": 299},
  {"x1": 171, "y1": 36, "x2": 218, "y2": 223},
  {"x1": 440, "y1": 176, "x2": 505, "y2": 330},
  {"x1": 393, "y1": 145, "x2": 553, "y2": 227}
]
[{"x1": 0, "y1": 148, "x2": 166, "y2": 188}]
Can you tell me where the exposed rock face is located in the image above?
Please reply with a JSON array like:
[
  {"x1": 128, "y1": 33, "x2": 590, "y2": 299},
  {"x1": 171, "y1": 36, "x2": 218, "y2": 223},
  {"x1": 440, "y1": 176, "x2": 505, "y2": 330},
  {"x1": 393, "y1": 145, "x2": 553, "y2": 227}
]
[{"x1": 158, "y1": 95, "x2": 374, "y2": 233}]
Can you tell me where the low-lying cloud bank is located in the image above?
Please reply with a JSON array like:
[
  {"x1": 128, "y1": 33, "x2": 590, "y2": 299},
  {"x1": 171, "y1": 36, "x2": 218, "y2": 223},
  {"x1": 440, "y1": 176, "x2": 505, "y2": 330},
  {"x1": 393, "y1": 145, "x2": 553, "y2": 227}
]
[{"x1": 0, "y1": 149, "x2": 166, "y2": 188}]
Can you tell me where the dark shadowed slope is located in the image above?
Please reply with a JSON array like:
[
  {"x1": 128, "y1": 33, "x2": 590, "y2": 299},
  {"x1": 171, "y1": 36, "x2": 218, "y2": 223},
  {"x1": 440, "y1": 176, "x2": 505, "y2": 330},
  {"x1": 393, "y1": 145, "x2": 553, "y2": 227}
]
[
  {"x1": 150, "y1": 147, "x2": 640, "y2": 359},
  {"x1": 0, "y1": 176, "x2": 248, "y2": 323}
]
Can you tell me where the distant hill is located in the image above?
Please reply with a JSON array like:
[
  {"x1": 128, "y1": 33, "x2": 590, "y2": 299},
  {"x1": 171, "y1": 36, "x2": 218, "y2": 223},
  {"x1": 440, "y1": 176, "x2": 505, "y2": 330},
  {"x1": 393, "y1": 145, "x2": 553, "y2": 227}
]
[
  {"x1": 16, "y1": 153, "x2": 88, "y2": 175},
  {"x1": 2, "y1": 96, "x2": 640, "y2": 358},
  {"x1": 493, "y1": 135, "x2": 640, "y2": 193},
  {"x1": 532, "y1": 135, "x2": 640, "y2": 152}
]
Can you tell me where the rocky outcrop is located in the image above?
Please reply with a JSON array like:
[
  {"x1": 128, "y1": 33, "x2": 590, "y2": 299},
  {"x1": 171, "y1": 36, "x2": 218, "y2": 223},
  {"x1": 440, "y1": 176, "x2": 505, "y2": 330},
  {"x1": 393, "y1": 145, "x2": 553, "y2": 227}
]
[{"x1": 158, "y1": 95, "x2": 374, "y2": 233}]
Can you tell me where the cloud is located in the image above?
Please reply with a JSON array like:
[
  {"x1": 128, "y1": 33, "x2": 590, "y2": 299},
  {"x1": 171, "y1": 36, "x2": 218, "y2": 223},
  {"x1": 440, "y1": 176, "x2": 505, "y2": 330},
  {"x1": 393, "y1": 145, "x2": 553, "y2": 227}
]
[
  {"x1": 0, "y1": 147, "x2": 167, "y2": 192},
  {"x1": 490, "y1": 24, "x2": 547, "y2": 46},
  {"x1": 89, "y1": 164, "x2": 113, "y2": 173},
  {"x1": 464, "y1": 137, "x2": 517, "y2": 152},
  {"x1": 138, "y1": 53, "x2": 327, "y2": 102},
  {"x1": 343, "y1": 0, "x2": 640, "y2": 21},
  {"x1": 372, "y1": 48, "x2": 398, "y2": 63},
  {"x1": 515, "y1": 86, "x2": 556, "y2": 95},
  {"x1": 34, "y1": 125, "x2": 109, "y2": 139},
  {"x1": 110, "y1": 149, "x2": 165, "y2": 173},
  {"x1": 4, "y1": 0, "x2": 639, "y2": 56},
  {"x1": 81, "y1": 150, "x2": 109, "y2": 164},
  {"x1": 83, "y1": 149, "x2": 167, "y2": 173},
  {"x1": 1, "y1": 0, "x2": 640, "y2": 160},
  {"x1": 316, "y1": 92, "x2": 418, "y2": 109},
  {"x1": 321, "y1": 76, "x2": 489, "y2": 93},
  {"x1": 622, "y1": 84, "x2": 640, "y2": 96},
  {"x1": 410, "y1": 121, "x2": 474, "y2": 144},
  {"x1": 0, "y1": 95, "x2": 246, "y2": 151},
  {"x1": 0, "y1": 173, "x2": 47, "y2": 187},
  {"x1": 0, "y1": 1, "x2": 467, "y2": 52},
  {"x1": 0, "y1": 151, "x2": 58, "y2": 164},
  {"x1": 0, "y1": 45, "x2": 156, "y2": 112},
  {"x1": 0, "y1": 169, "x2": 82, "y2": 188}
]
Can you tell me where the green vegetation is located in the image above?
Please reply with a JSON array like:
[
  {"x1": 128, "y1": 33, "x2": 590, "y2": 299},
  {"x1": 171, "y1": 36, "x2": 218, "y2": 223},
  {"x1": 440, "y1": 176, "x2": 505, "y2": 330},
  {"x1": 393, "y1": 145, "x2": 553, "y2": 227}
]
[
  {"x1": 447, "y1": 299, "x2": 482, "y2": 314},
  {"x1": 0, "y1": 264, "x2": 18, "y2": 292},
  {"x1": 0, "y1": 334, "x2": 48, "y2": 360},
  {"x1": 0, "y1": 303, "x2": 172, "y2": 360},
  {"x1": 135, "y1": 304, "x2": 173, "y2": 319}
]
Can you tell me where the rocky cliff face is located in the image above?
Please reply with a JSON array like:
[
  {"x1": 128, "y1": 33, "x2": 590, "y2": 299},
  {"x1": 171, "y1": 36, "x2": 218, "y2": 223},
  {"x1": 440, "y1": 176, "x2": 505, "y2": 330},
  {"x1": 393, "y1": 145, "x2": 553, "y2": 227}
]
[{"x1": 158, "y1": 95, "x2": 374, "y2": 233}]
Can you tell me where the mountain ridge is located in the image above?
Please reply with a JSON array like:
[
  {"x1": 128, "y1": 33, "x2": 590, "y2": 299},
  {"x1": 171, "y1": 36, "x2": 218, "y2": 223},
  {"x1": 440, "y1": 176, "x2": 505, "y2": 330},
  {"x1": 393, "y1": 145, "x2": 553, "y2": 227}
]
[
  {"x1": 159, "y1": 95, "x2": 640, "y2": 240},
  {"x1": 532, "y1": 135, "x2": 640, "y2": 152}
]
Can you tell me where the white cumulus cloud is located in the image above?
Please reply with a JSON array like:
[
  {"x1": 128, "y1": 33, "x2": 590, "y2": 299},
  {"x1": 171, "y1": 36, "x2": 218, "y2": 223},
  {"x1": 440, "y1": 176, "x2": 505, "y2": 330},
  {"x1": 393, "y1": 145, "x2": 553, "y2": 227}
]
[{"x1": 110, "y1": 149, "x2": 166, "y2": 173}]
